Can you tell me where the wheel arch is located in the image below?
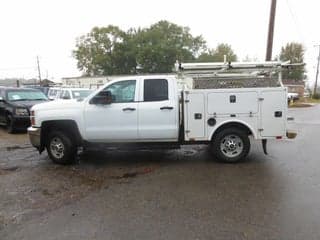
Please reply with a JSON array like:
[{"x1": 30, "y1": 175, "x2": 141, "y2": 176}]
[
  {"x1": 39, "y1": 120, "x2": 82, "y2": 152},
  {"x1": 209, "y1": 120, "x2": 256, "y2": 141},
  {"x1": 5, "y1": 109, "x2": 13, "y2": 118}
]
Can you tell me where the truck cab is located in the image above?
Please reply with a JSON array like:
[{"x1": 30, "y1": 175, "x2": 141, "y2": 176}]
[{"x1": 83, "y1": 76, "x2": 179, "y2": 142}]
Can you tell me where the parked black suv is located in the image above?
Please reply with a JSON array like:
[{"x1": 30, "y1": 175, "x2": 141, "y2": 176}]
[{"x1": 0, "y1": 87, "x2": 48, "y2": 133}]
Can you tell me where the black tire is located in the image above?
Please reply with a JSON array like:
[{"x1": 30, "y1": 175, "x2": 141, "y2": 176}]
[
  {"x1": 46, "y1": 130, "x2": 77, "y2": 165},
  {"x1": 6, "y1": 114, "x2": 15, "y2": 134},
  {"x1": 211, "y1": 127, "x2": 250, "y2": 163}
]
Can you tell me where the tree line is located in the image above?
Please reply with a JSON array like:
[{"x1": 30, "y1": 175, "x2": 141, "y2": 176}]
[{"x1": 73, "y1": 20, "x2": 305, "y2": 81}]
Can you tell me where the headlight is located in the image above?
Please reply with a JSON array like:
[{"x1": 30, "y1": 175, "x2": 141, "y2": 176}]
[
  {"x1": 15, "y1": 108, "x2": 29, "y2": 116},
  {"x1": 30, "y1": 110, "x2": 36, "y2": 126}
]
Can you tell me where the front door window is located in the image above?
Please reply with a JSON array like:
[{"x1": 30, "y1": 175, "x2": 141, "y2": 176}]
[{"x1": 101, "y1": 80, "x2": 136, "y2": 103}]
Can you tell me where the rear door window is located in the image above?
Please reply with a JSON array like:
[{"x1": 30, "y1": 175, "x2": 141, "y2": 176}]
[{"x1": 144, "y1": 79, "x2": 168, "y2": 102}]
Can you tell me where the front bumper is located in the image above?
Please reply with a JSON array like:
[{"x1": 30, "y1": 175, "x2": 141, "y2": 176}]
[
  {"x1": 28, "y1": 127, "x2": 41, "y2": 148},
  {"x1": 12, "y1": 116, "x2": 31, "y2": 130}
]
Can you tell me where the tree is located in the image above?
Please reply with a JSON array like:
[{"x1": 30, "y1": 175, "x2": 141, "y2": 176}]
[
  {"x1": 73, "y1": 26, "x2": 136, "y2": 76},
  {"x1": 279, "y1": 42, "x2": 305, "y2": 81},
  {"x1": 197, "y1": 43, "x2": 237, "y2": 62},
  {"x1": 134, "y1": 21, "x2": 206, "y2": 73},
  {"x1": 73, "y1": 21, "x2": 206, "y2": 75}
]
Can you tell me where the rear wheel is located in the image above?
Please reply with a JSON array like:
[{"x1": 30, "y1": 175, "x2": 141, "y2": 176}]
[
  {"x1": 46, "y1": 131, "x2": 77, "y2": 164},
  {"x1": 211, "y1": 127, "x2": 250, "y2": 163}
]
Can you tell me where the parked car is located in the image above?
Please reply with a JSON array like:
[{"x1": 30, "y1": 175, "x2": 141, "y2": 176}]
[
  {"x1": 58, "y1": 88, "x2": 93, "y2": 100},
  {"x1": 0, "y1": 87, "x2": 48, "y2": 133},
  {"x1": 47, "y1": 87, "x2": 62, "y2": 100},
  {"x1": 303, "y1": 92, "x2": 310, "y2": 98},
  {"x1": 287, "y1": 92, "x2": 299, "y2": 101}
]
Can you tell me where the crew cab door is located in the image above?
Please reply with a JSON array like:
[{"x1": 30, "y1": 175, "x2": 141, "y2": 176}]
[
  {"x1": 137, "y1": 78, "x2": 178, "y2": 141},
  {"x1": 84, "y1": 79, "x2": 138, "y2": 142}
]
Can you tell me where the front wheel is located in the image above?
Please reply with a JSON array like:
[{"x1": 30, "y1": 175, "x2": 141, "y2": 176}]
[
  {"x1": 6, "y1": 114, "x2": 15, "y2": 134},
  {"x1": 46, "y1": 131, "x2": 77, "y2": 164},
  {"x1": 211, "y1": 127, "x2": 250, "y2": 163}
]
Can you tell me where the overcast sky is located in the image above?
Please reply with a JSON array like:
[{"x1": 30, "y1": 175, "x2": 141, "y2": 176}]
[{"x1": 0, "y1": 0, "x2": 319, "y2": 86}]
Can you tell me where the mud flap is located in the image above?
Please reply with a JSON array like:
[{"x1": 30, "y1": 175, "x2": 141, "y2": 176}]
[{"x1": 262, "y1": 139, "x2": 267, "y2": 155}]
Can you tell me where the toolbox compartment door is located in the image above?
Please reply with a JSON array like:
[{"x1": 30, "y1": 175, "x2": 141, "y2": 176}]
[
  {"x1": 260, "y1": 89, "x2": 287, "y2": 137},
  {"x1": 184, "y1": 92, "x2": 205, "y2": 139},
  {"x1": 207, "y1": 91, "x2": 258, "y2": 115}
]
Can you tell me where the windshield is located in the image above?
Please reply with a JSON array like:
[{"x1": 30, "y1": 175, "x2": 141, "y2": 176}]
[
  {"x1": 7, "y1": 90, "x2": 48, "y2": 101},
  {"x1": 71, "y1": 90, "x2": 93, "y2": 99}
]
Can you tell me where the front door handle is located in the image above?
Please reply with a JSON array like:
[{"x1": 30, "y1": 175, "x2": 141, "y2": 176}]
[
  {"x1": 160, "y1": 106, "x2": 174, "y2": 110},
  {"x1": 122, "y1": 107, "x2": 136, "y2": 111}
]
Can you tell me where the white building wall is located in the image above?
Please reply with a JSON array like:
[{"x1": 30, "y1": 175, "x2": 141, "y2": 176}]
[{"x1": 61, "y1": 76, "x2": 117, "y2": 89}]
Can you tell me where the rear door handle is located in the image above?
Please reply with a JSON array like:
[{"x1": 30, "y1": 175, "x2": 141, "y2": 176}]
[
  {"x1": 160, "y1": 106, "x2": 174, "y2": 110},
  {"x1": 122, "y1": 107, "x2": 136, "y2": 111}
]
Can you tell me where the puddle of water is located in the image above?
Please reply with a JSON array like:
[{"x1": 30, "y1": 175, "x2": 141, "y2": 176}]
[
  {"x1": 110, "y1": 168, "x2": 154, "y2": 179},
  {"x1": 6, "y1": 145, "x2": 31, "y2": 151}
]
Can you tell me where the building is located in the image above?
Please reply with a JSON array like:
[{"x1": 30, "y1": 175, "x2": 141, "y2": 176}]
[
  {"x1": 61, "y1": 76, "x2": 116, "y2": 89},
  {"x1": 282, "y1": 79, "x2": 305, "y2": 97},
  {"x1": 22, "y1": 79, "x2": 57, "y2": 87}
]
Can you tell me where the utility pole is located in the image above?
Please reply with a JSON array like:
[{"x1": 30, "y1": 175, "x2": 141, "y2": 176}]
[
  {"x1": 266, "y1": 0, "x2": 277, "y2": 61},
  {"x1": 36, "y1": 56, "x2": 42, "y2": 85},
  {"x1": 314, "y1": 45, "x2": 320, "y2": 96}
]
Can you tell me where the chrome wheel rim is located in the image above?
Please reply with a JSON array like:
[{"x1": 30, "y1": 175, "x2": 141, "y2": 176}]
[
  {"x1": 220, "y1": 134, "x2": 243, "y2": 158},
  {"x1": 50, "y1": 137, "x2": 65, "y2": 159}
]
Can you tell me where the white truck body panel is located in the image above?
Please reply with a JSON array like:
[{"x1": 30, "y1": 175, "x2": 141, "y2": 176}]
[{"x1": 184, "y1": 87, "x2": 287, "y2": 141}]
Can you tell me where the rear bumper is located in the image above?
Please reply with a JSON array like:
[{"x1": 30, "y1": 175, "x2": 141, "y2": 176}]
[{"x1": 28, "y1": 127, "x2": 41, "y2": 148}]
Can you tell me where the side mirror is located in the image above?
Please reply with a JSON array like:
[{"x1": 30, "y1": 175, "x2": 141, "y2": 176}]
[
  {"x1": 0, "y1": 97, "x2": 4, "y2": 102},
  {"x1": 90, "y1": 90, "x2": 113, "y2": 105}
]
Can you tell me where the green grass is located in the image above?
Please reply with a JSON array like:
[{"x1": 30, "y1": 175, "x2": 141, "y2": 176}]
[
  {"x1": 288, "y1": 97, "x2": 320, "y2": 108},
  {"x1": 297, "y1": 97, "x2": 320, "y2": 104}
]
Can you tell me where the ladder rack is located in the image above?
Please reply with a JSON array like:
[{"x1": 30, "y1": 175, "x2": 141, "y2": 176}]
[
  {"x1": 175, "y1": 61, "x2": 290, "y2": 74},
  {"x1": 174, "y1": 61, "x2": 293, "y2": 89}
]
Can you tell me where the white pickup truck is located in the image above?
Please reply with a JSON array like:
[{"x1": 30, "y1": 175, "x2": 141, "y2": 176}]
[{"x1": 28, "y1": 61, "x2": 295, "y2": 164}]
